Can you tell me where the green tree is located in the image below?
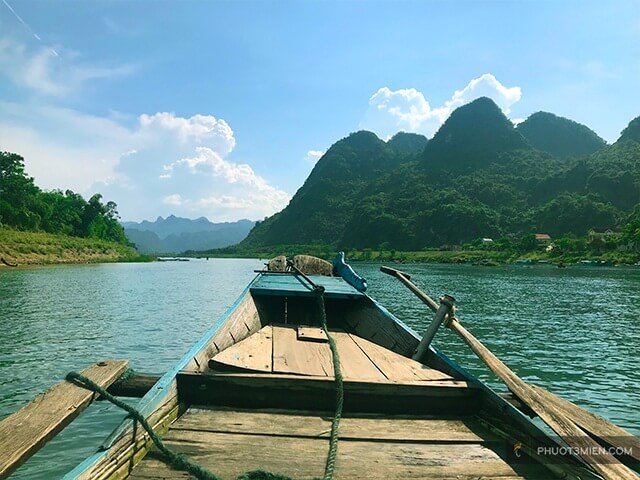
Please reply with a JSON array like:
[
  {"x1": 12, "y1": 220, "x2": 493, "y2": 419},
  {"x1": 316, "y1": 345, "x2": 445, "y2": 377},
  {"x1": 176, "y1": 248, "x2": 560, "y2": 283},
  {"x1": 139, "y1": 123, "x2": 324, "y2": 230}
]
[{"x1": 0, "y1": 151, "x2": 129, "y2": 245}]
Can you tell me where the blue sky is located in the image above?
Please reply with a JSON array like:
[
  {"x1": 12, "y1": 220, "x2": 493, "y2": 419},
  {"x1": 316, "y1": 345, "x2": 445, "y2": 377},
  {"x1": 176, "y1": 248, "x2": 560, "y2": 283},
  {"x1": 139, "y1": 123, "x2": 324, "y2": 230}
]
[{"x1": 1, "y1": 0, "x2": 638, "y2": 221}]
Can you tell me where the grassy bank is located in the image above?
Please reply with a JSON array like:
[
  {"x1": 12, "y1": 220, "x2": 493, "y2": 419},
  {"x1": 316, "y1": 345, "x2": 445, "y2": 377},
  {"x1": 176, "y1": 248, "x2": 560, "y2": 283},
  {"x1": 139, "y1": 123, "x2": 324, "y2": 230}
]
[
  {"x1": 0, "y1": 228, "x2": 152, "y2": 266},
  {"x1": 186, "y1": 243, "x2": 640, "y2": 265}
]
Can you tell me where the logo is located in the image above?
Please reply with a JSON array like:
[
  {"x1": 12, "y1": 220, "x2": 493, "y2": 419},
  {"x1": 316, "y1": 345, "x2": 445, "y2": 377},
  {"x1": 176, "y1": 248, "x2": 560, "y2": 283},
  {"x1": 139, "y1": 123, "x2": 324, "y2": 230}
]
[{"x1": 513, "y1": 442, "x2": 523, "y2": 458}]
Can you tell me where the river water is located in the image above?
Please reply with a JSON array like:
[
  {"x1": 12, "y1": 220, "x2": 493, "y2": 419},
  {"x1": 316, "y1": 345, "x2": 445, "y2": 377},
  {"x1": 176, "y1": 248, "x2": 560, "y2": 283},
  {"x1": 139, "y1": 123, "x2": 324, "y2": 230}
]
[{"x1": 1, "y1": 260, "x2": 638, "y2": 478}]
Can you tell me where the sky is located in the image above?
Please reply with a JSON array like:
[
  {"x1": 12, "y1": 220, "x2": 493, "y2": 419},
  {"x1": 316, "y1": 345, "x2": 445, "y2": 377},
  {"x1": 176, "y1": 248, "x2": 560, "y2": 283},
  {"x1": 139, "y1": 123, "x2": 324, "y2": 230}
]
[{"x1": 1, "y1": 0, "x2": 639, "y2": 222}]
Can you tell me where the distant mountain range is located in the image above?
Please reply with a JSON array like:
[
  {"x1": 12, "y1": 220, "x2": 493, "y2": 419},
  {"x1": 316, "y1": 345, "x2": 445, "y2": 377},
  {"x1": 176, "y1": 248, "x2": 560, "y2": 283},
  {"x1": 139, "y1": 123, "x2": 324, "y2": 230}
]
[
  {"x1": 123, "y1": 216, "x2": 255, "y2": 254},
  {"x1": 238, "y1": 97, "x2": 640, "y2": 250}
]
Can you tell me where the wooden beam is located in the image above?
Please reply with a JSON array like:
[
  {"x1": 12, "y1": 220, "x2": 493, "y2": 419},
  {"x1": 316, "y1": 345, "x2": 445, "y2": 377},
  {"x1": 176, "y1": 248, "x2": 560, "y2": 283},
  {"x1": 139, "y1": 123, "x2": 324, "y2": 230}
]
[
  {"x1": 107, "y1": 373, "x2": 160, "y2": 398},
  {"x1": 0, "y1": 360, "x2": 129, "y2": 480},
  {"x1": 177, "y1": 371, "x2": 478, "y2": 415}
]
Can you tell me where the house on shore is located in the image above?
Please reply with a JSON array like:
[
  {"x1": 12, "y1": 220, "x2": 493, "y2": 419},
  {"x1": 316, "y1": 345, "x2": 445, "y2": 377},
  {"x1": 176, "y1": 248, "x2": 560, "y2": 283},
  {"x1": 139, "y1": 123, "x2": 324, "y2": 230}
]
[{"x1": 535, "y1": 233, "x2": 552, "y2": 246}]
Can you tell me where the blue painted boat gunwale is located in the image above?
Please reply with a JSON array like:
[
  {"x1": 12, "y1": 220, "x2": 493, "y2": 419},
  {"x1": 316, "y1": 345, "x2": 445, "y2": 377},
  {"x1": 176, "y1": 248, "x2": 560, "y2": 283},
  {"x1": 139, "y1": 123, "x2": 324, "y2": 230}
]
[{"x1": 63, "y1": 277, "x2": 259, "y2": 479}]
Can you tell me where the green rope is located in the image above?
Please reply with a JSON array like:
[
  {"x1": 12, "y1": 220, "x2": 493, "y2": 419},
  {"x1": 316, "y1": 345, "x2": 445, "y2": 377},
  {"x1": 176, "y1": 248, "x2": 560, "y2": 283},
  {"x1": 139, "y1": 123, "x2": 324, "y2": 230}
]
[
  {"x1": 66, "y1": 287, "x2": 343, "y2": 480},
  {"x1": 66, "y1": 371, "x2": 224, "y2": 480},
  {"x1": 313, "y1": 285, "x2": 344, "y2": 480},
  {"x1": 110, "y1": 367, "x2": 135, "y2": 387}
]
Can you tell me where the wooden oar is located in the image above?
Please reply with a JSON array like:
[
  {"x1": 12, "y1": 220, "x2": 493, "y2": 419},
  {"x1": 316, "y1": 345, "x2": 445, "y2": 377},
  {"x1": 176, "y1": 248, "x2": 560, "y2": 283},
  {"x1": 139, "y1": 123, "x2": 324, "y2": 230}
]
[
  {"x1": 530, "y1": 384, "x2": 640, "y2": 463},
  {"x1": 381, "y1": 266, "x2": 639, "y2": 480},
  {"x1": 0, "y1": 360, "x2": 129, "y2": 480}
]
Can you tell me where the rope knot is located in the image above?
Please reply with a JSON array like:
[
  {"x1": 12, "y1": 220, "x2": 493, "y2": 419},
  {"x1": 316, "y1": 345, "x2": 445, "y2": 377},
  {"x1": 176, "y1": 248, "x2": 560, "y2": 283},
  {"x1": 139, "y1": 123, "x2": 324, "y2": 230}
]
[{"x1": 313, "y1": 285, "x2": 326, "y2": 296}]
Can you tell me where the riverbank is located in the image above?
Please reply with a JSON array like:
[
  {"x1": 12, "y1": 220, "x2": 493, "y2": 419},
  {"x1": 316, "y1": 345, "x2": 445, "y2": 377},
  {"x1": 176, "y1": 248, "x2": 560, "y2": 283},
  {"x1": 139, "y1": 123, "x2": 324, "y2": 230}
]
[
  {"x1": 0, "y1": 229, "x2": 152, "y2": 266},
  {"x1": 185, "y1": 244, "x2": 640, "y2": 265}
]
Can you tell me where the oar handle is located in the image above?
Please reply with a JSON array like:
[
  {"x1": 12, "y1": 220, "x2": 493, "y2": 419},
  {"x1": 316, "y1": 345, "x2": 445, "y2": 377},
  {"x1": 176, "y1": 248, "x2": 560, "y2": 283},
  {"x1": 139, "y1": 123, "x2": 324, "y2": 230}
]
[{"x1": 380, "y1": 266, "x2": 439, "y2": 312}]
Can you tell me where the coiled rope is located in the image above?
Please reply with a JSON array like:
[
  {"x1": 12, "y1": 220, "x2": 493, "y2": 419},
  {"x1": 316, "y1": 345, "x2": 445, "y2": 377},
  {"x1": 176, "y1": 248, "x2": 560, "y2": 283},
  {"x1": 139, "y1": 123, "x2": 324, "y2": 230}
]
[{"x1": 66, "y1": 278, "x2": 343, "y2": 480}]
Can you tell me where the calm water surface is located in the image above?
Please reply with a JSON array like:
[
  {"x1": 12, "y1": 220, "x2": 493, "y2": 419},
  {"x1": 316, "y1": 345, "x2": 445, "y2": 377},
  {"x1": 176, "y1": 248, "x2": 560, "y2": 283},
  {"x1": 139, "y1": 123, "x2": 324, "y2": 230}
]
[{"x1": 1, "y1": 260, "x2": 639, "y2": 478}]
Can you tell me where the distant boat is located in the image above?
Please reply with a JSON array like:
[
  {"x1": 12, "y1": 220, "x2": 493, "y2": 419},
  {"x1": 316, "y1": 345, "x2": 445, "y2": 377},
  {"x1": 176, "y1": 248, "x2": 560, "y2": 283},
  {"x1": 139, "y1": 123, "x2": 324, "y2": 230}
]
[
  {"x1": 157, "y1": 257, "x2": 190, "y2": 262},
  {"x1": 579, "y1": 260, "x2": 612, "y2": 267},
  {"x1": 515, "y1": 258, "x2": 536, "y2": 265}
]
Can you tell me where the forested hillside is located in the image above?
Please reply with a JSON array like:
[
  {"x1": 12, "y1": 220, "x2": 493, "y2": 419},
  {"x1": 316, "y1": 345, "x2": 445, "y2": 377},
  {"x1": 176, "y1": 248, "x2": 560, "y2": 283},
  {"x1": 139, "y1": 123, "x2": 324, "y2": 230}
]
[
  {"x1": 243, "y1": 131, "x2": 426, "y2": 246},
  {"x1": 241, "y1": 97, "x2": 640, "y2": 251},
  {"x1": 516, "y1": 111, "x2": 606, "y2": 157},
  {"x1": 0, "y1": 151, "x2": 128, "y2": 244}
]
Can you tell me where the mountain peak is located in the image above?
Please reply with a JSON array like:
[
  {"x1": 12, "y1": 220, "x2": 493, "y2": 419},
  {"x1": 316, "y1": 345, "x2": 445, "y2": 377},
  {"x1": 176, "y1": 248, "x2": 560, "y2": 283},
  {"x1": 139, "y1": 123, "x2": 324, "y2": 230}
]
[
  {"x1": 617, "y1": 115, "x2": 640, "y2": 143},
  {"x1": 309, "y1": 130, "x2": 388, "y2": 179},
  {"x1": 386, "y1": 132, "x2": 428, "y2": 156},
  {"x1": 124, "y1": 217, "x2": 255, "y2": 253},
  {"x1": 517, "y1": 111, "x2": 606, "y2": 156},
  {"x1": 336, "y1": 130, "x2": 385, "y2": 150},
  {"x1": 421, "y1": 96, "x2": 529, "y2": 171}
]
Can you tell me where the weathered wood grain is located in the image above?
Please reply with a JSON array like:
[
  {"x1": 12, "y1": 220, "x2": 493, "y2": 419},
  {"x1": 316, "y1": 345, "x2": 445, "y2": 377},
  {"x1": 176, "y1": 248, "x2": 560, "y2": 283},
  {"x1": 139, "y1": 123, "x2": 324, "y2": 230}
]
[
  {"x1": 350, "y1": 333, "x2": 454, "y2": 381},
  {"x1": 530, "y1": 384, "x2": 640, "y2": 463},
  {"x1": 187, "y1": 293, "x2": 262, "y2": 372},
  {"x1": 381, "y1": 266, "x2": 638, "y2": 479},
  {"x1": 0, "y1": 360, "x2": 129, "y2": 480},
  {"x1": 209, "y1": 325, "x2": 273, "y2": 373},
  {"x1": 297, "y1": 325, "x2": 329, "y2": 342},
  {"x1": 128, "y1": 429, "x2": 551, "y2": 479},
  {"x1": 343, "y1": 299, "x2": 419, "y2": 356},
  {"x1": 76, "y1": 384, "x2": 179, "y2": 480},
  {"x1": 331, "y1": 332, "x2": 387, "y2": 381},
  {"x1": 273, "y1": 325, "x2": 334, "y2": 376},
  {"x1": 169, "y1": 407, "x2": 497, "y2": 443}
]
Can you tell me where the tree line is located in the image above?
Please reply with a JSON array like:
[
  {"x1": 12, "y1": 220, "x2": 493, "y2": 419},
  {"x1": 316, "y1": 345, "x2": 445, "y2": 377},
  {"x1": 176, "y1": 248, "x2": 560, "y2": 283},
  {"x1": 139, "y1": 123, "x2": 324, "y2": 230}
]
[{"x1": 0, "y1": 151, "x2": 128, "y2": 244}]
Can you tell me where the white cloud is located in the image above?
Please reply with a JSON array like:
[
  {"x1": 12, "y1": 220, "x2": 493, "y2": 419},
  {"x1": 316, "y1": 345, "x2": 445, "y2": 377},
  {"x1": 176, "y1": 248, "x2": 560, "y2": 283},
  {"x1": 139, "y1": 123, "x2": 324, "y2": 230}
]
[
  {"x1": 0, "y1": 36, "x2": 136, "y2": 96},
  {"x1": 0, "y1": 36, "x2": 291, "y2": 221},
  {"x1": 98, "y1": 113, "x2": 290, "y2": 221},
  {"x1": 360, "y1": 73, "x2": 522, "y2": 139},
  {"x1": 138, "y1": 112, "x2": 236, "y2": 154},
  {"x1": 0, "y1": 101, "x2": 131, "y2": 190},
  {"x1": 305, "y1": 150, "x2": 325, "y2": 164},
  {"x1": 0, "y1": 101, "x2": 291, "y2": 222},
  {"x1": 447, "y1": 73, "x2": 521, "y2": 114},
  {"x1": 163, "y1": 194, "x2": 183, "y2": 206}
]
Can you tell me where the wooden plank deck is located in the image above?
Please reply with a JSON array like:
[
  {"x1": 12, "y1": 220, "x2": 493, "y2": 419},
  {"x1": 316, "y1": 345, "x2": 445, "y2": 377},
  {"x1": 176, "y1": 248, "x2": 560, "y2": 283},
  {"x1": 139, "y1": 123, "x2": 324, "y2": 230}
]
[
  {"x1": 210, "y1": 325, "x2": 454, "y2": 382},
  {"x1": 209, "y1": 325, "x2": 273, "y2": 373},
  {"x1": 273, "y1": 324, "x2": 335, "y2": 376},
  {"x1": 0, "y1": 360, "x2": 129, "y2": 480},
  {"x1": 127, "y1": 407, "x2": 552, "y2": 479}
]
